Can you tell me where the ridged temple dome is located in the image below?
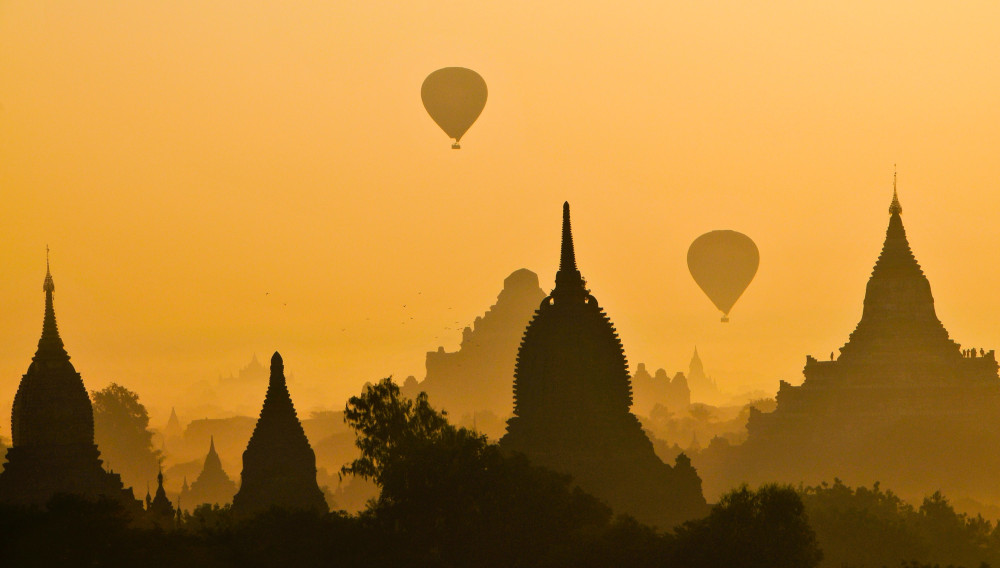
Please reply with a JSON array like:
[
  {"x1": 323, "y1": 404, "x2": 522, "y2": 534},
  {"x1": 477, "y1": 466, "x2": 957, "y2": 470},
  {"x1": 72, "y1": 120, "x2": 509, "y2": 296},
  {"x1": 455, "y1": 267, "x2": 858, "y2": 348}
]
[
  {"x1": 501, "y1": 203, "x2": 707, "y2": 528},
  {"x1": 231, "y1": 352, "x2": 327, "y2": 516},
  {"x1": 510, "y1": 202, "x2": 633, "y2": 421},
  {"x1": 11, "y1": 263, "x2": 95, "y2": 447}
]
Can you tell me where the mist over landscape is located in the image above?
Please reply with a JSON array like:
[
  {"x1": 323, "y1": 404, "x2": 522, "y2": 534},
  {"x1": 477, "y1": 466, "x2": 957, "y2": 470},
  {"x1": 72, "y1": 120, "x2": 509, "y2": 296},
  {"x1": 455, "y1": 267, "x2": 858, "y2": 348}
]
[{"x1": 4, "y1": 2, "x2": 1000, "y2": 567}]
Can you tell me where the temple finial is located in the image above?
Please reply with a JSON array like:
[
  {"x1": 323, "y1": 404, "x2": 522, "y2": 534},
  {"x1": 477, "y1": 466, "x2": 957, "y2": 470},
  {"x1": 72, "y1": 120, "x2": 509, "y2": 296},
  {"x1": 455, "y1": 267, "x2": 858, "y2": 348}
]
[
  {"x1": 43, "y1": 246, "x2": 54, "y2": 293},
  {"x1": 890, "y1": 165, "x2": 902, "y2": 215},
  {"x1": 559, "y1": 202, "x2": 577, "y2": 272},
  {"x1": 552, "y1": 202, "x2": 588, "y2": 299}
]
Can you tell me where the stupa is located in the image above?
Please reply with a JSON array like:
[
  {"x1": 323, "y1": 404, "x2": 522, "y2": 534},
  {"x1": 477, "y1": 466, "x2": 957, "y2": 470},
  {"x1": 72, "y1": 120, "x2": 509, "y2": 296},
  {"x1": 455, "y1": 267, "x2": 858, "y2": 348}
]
[
  {"x1": 231, "y1": 352, "x2": 327, "y2": 516},
  {"x1": 0, "y1": 257, "x2": 138, "y2": 508},
  {"x1": 500, "y1": 203, "x2": 707, "y2": 528}
]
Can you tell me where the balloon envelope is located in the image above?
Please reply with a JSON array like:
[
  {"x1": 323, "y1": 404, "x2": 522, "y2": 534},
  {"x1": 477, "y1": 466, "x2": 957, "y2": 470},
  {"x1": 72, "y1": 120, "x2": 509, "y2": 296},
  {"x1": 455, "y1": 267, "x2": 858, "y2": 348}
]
[
  {"x1": 421, "y1": 67, "x2": 487, "y2": 148},
  {"x1": 687, "y1": 230, "x2": 759, "y2": 321}
]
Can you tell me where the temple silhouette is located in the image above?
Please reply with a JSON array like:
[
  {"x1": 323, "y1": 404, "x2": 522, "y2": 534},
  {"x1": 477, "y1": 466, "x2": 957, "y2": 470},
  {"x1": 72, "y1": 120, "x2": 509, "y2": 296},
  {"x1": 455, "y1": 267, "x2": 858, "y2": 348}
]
[
  {"x1": 631, "y1": 363, "x2": 691, "y2": 416},
  {"x1": 145, "y1": 468, "x2": 175, "y2": 528},
  {"x1": 699, "y1": 182, "x2": 1000, "y2": 503},
  {"x1": 231, "y1": 352, "x2": 327, "y2": 516},
  {"x1": 686, "y1": 348, "x2": 722, "y2": 403},
  {"x1": 179, "y1": 436, "x2": 237, "y2": 508},
  {"x1": 404, "y1": 268, "x2": 545, "y2": 433},
  {"x1": 0, "y1": 259, "x2": 138, "y2": 509},
  {"x1": 500, "y1": 203, "x2": 707, "y2": 528}
]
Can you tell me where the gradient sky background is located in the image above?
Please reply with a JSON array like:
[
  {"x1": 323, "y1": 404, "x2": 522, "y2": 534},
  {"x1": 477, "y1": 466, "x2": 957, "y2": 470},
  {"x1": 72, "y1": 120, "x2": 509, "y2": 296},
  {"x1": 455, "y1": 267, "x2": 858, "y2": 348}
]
[{"x1": 3, "y1": 1, "x2": 1000, "y2": 425}]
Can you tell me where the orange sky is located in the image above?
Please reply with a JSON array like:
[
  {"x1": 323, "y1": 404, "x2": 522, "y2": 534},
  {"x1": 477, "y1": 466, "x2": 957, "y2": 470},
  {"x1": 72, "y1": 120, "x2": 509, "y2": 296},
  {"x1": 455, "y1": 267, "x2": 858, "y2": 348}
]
[{"x1": 3, "y1": 1, "x2": 1000, "y2": 425}]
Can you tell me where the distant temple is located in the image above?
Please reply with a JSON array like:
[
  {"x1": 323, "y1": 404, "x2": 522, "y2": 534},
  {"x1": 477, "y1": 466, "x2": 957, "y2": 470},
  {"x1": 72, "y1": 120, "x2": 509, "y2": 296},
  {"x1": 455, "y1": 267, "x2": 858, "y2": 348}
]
[
  {"x1": 219, "y1": 353, "x2": 268, "y2": 386},
  {"x1": 407, "y1": 269, "x2": 545, "y2": 428},
  {"x1": 500, "y1": 203, "x2": 707, "y2": 528},
  {"x1": 164, "y1": 407, "x2": 183, "y2": 442},
  {"x1": 699, "y1": 183, "x2": 1000, "y2": 502},
  {"x1": 631, "y1": 363, "x2": 691, "y2": 416},
  {"x1": 686, "y1": 348, "x2": 722, "y2": 403},
  {"x1": 146, "y1": 469, "x2": 175, "y2": 528},
  {"x1": 231, "y1": 352, "x2": 327, "y2": 516},
  {"x1": 179, "y1": 436, "x2": 237, "y2": 508},
  {"x1": 0, "y1": 259, "x2": 138, "y2": 508}
]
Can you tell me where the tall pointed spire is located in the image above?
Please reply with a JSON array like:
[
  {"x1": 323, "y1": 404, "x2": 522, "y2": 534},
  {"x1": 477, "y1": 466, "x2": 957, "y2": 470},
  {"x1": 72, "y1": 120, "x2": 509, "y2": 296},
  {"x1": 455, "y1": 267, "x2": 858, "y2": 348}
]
[
  {"x1": 890, "y1": 165, "x2": 902, "y2": 215},
  {"x1": 559, "y1": 202, "x2": 576, "y2": 272},
  {"x1": 36, "y1": 247, "x2": 68, "y2": 361},
  {"x1": 553, "y1": 202, "x2": 587, "y2": 300}
]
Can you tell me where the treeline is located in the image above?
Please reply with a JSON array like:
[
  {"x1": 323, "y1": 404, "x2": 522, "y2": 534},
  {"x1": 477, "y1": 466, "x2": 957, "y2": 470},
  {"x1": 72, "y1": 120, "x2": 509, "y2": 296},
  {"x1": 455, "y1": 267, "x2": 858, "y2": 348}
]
[
  {"x1": 803, "y1": 479, "x2": 999, "y2": 568},
  {"x1": 0, "y1": 378, "x2": 994, "y2": 567}
]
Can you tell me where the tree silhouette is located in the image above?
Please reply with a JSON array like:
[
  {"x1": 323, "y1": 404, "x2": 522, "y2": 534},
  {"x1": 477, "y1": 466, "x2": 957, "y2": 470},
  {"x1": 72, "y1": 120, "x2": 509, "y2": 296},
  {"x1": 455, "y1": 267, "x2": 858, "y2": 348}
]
[
  {"x1": 342, "y1": 378, "x2": 645, "y2": 567},
  {"x1": 91, "y1": 383, "x2": 162, "y2": 491},
  {"x1": 671, "y1": 484, "x2": 822, "y2": 568}
]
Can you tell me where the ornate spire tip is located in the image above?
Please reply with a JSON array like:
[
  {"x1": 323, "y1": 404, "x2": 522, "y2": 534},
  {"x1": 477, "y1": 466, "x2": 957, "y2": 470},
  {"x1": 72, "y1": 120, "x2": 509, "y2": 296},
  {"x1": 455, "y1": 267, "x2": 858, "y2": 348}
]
[{"x1": 889, "y1": 167, "x2": 902, "y2": 215}]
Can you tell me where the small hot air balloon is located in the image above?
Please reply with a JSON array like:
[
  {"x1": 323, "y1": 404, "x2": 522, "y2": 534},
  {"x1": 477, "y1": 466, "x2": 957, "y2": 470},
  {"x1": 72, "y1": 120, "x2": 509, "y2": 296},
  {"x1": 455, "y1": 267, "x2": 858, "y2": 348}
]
[
  {"x1": 421, "y1": 67, "x2": 487, "y2": 149},
  {"x1": 687, "y1": 230, "x2": 759, "y2": 322}
]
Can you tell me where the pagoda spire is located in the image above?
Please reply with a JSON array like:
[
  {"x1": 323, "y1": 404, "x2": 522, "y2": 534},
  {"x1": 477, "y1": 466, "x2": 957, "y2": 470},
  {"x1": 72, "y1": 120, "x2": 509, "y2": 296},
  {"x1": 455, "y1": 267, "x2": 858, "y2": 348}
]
[
  {"x1": 890, "y1": 165, "x2": 902, "y2": 215},
  {"x1": 837, "y1": 172, "x2": 956, "y2": 362},
  {"x1": 552, "y1": 202, "x2": 588, "y2": 300},
  {"x1": 36, "y1": 247, "x2": 68, "y2": 362}
]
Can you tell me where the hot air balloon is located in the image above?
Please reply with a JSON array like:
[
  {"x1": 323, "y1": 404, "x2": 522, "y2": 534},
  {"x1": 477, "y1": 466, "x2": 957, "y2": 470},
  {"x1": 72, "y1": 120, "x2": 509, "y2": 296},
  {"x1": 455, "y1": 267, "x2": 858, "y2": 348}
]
[
  {"x1": 421, "y1": 67, "x2": 487, "y2": 149},
  {"x1": 687, "y1": 230, "x2": 759, "y2": 322}
]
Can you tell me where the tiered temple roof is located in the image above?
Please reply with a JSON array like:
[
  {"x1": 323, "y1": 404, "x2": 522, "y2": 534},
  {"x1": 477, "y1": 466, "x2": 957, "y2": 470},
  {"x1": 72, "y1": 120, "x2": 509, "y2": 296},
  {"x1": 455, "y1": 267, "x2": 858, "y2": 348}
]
[
  {"x1": 500, "y1": 203, "x2": 707, "y2": 528},
  {"x1": 180, "y1": 436, "x2": 237, "y2": 508},
  {"x1": 231, "y1": 352, "x2": 327, "y2": 516},
  {"x1": 699, "y1": 183, "x2": 1000, "y2": 502},
  {"x1": 147, "y1": 469, "x2": 175, "y2": 527}
]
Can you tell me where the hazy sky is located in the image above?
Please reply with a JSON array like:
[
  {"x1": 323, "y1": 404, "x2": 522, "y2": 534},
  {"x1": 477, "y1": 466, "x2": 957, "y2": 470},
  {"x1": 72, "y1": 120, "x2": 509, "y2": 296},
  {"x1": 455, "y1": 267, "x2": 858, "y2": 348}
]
[{"x1": 3, "y1": 2, "x2": 1000, "y2": 424}]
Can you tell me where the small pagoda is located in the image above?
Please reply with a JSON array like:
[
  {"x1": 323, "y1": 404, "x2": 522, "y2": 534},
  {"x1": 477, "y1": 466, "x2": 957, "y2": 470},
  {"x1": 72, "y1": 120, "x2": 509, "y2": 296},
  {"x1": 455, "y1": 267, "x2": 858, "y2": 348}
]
[{"x1": 179, "y1": 436, "x2": 237, "y2": 508}]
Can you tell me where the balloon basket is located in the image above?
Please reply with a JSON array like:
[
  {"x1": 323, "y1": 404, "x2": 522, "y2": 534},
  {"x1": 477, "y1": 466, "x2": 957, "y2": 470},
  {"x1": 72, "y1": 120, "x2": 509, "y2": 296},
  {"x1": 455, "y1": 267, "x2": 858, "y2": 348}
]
[
  {"x1": 452, "y1": 142, "x2": 461, "y2": 149},
  {"x1": 721, "y1": 316, "x2": 730, "y2": 323}
]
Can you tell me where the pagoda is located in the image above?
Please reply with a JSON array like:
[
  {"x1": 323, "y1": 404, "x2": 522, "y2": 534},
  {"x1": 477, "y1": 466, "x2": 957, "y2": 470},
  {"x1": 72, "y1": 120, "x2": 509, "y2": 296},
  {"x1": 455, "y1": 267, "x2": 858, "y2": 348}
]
[
  {"x1": 231, "y1": 352, "x2": 327, "y2": 516},
  {"x1": 179, "y1": 436, "x2": 237, "y2": 508},
  {"x1": 500, "y1": 203, "x2": 707, "y2": 528},
  {"x1": 0, "y1": 257, "x2": 138, "y2": 508},
  {"x1": 700, "y1": 178, "x2": 1000, "y2": 502},
  {"x1": 146, "y1": 469, "x2": 175, "y2": 528}
]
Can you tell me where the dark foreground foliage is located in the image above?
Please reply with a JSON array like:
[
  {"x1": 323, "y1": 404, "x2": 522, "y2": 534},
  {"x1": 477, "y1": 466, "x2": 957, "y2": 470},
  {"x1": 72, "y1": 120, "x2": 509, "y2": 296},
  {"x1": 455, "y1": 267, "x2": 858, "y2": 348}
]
[
  {"x1": 802, "y1": 479, "x2": 1000, "y2": 568},
  {"x1": 0, "y1": 379, "x2": 820, "y2": 567}
]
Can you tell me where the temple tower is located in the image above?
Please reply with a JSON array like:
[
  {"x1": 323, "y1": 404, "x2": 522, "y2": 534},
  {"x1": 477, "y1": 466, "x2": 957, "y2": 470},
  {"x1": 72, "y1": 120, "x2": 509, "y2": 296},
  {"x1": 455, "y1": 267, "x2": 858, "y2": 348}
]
[
  {"x1": 699, "y1": 179, "x2": 1000, "y2": 503},
  {"x1": 231, "y1": 352, "x2": 327, "y2": 516},
  {"x1": 180, "y1": 436, "x2": 237, "y2": 508},
  {"x1": 500, "y1": 203, "x2": 707, "y2": 528},
  {"x1": 0, "y1": 258, "x2": 137, "y2": 508},
  {"x1": 147, "y1": 469, "x2": 175, "y2": 528}
]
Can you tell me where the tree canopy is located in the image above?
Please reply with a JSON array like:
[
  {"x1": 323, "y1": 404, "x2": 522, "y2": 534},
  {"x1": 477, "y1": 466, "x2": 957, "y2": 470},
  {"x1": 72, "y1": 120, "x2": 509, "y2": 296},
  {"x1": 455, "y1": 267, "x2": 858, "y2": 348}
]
[{"x1": 91, "y1": 383, "x2": 162, "y2": 492}]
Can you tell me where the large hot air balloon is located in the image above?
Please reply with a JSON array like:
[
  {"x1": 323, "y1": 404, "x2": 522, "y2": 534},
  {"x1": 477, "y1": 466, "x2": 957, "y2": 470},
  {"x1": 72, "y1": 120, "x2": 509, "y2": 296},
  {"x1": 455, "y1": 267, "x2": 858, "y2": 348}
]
[
  {"x1": 687, "y1": 230, "x2": 759, "y2": 322},
  {"x1": 421, "y1": 67, "x2": 487, "y2": 149}
]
